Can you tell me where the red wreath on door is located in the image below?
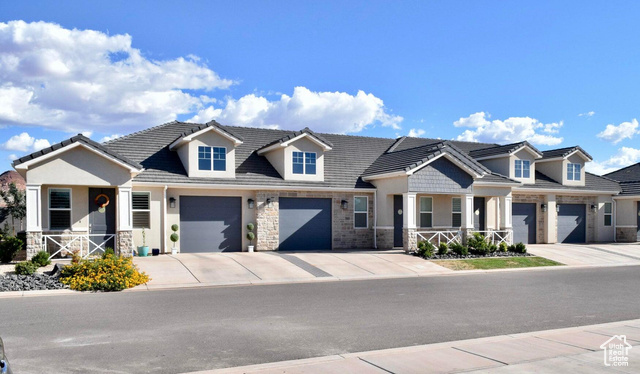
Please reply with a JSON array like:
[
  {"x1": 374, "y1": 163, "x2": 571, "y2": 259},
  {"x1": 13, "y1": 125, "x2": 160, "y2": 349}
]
[{"x1": 94, "y1": 193, "x2": 110, "y2": 208}]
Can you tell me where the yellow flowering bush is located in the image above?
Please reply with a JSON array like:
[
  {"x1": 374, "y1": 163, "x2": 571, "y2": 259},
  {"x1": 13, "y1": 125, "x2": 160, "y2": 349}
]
[{"x1": 60, "y1": 253, "x2": 150, "y2": 291}]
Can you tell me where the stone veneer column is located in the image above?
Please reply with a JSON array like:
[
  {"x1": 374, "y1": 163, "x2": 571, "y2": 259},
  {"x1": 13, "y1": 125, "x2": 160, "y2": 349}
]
[
  {"x1": 616, "y1": 227, "x2": 638, "y2": 242},
  {"x1": 256, "y1": 191, "x2": 279, "y2": 251},
  {"x1": 26, "y1": 231, "x2": 43, "y2": 260},
  {"x1": 402, "y1": 193, "x2": 417, "y2": 253},
  {"x1": 117, "y1": 230, "x2": 133, "y2": 257},
  {"x1": 402, "y1": 228, "x2": 417, "y2": 253},
  {"x1": 25, "y1": 184, "x2": 43, "y2": 260}
]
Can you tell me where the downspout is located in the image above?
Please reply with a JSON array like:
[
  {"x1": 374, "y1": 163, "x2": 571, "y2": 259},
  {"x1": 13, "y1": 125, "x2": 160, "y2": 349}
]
[
  {"x1": 163, "y1": 185, "x2": 168, "y2": 253},
  {"x1": 373, "y1": 190, "x2": 377, "y2": 249},
  {"x1": 613, "y1": 198, "x2": 617, "y2": 243}
]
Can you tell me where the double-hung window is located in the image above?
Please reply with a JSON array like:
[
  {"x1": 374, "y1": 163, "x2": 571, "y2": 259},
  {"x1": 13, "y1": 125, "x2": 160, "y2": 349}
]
[
  {"x1": 515, "y1": 160, "x2": 530, "y2": 178},
  {"x1": 49, "y1": 188, "x2": 71, "y2": 230},
  {"x1": 354, "y1": 196, "x2": 368, "y2": 228},
  {"x1": 132, "y1": 192, "x2": 151, "y2": 229},
  {"x1": 420, "y1": 197, "x2": 433, "y2": 228},
  {"x1": 604, "y1": 202, "x2": 613, "y2": 227},
  {"x1": 198, "y1": 146, "x2": 226, "y2": 171},
  {"x1": 452, "y1": 197, "x2": 462, "y2": 227},
  {"x1": 292, "y1": 151, "x2": 316, "y2": 175},
  {"x1": 567, "y1": 163, "x2": 581, "y2": 181}
]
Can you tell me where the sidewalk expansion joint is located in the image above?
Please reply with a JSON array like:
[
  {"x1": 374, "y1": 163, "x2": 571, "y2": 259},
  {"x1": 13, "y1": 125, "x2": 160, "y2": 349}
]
[
  {"x1": 451, "y1": 346, "x2": 510, "y2": 366},
  {"x1": 219, "y1": 254, "x2": 262, "y2": 280},
  {"x1": 357, "y1": 357, "x2": 396, "y2": 374},
  {"x1": 169, "y1": 255, "x2": 202, "y2": 283},
  {"x1": 532, "y1": 335, "x2": 598, "y2": 352},
  {"x1": 328, "y1": 253, "x2": 375, "y2": 274},
  {"x1": 581, "y1": 245, "x2": 640, "y2": 261}
]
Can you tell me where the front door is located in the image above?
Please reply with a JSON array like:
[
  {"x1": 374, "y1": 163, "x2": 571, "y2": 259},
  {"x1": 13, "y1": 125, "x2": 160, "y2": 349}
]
[
  {"x1": 88, "y1": 188, "x2": 116, "y2": 254},
  {"x1": 473, "y1": 197, "x2": 486, "y2": 231},
  {"x1": 393, "y1": 195, "x2": 403, "y2": 247}
]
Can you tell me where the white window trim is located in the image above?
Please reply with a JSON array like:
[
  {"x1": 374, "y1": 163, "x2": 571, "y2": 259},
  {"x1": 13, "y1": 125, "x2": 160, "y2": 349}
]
[
  {"x1": 419, "y1": 196, "x2": 433, "y2": 228},
  {"x1": 292, "y1": 151, "x2": 317, "y2": 175},
  {"x1": 132, "y1": 191, "x2": 151, "y2": 229},
  {"x1": 452, "y1": 197, "x2": 462, "y2": 228},
  {"x1": 353, "y1": 196, "x2": 368, "y2": 229},
  {"x1": 604, "y1": 202, "x2": 613, "y2": 227},
  {"x1": 48, "y1": 187, "x2": 72, "y2": 231},
  {"x1": 198, "y1": 146, "x2": 227, "y2": 172},
  {"x1": 567, "y1": 163, "x2": 581, "y2": 181},
  {"x1": 515, "y1": 159, "x2": 530, "y2": 179}
]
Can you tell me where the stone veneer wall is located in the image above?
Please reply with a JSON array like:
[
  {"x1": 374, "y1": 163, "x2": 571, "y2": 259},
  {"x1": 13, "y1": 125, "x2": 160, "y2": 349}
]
[
  {"x1": 557, "y1": 195, "x2": 597, "y2": 243},
  {"x1": 255, "y1": 190, "x2": 375, "y2": 251},
  {"x1": 376, "y1": 228, "x2": 394, "y2": 249},
  {"x1": 26, "y1": 231, "x2": 43, "y2": 260},
  {"x1": 512, "y1": 194, "x2": 546, "y2": 244},
  {"x1": 616, "y1": 227, "x2": 638, "y2": 242},
  {"x1": 117, "y1": 230, "x2": 134, "y2": 257},
  {"x1": 403, "y1": 228, "x2": 417, "y2": 253}
]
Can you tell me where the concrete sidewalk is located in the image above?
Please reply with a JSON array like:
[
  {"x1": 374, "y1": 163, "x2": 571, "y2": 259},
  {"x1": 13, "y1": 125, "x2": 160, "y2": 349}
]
[
  {"x1": 528, "y1": 243, "x2": 640, "y2": 267},
  {"x1": 186, "y1": 319, "x2": 640, "y2": 374}
]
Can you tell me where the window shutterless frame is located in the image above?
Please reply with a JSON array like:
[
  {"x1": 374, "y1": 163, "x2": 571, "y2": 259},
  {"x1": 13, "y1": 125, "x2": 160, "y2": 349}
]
[
  {"x1": 419, "y1": 196, "x2": 433, "y2": 228},
  {"x1": 48, "y1": 188, "x2": 72, "y2": 230},
  {"x1": 354, "y1": 196, "x2": 368, "y2": 229},
  {"x1": 604, "y1": 202, "x2": 613, "y2": 227},
  {"x1": 132, "y1": 191, "x2": 151, "y2": 229},
  {"x1": 567, "y1": 163, "x2": 581, "y2": 181},
  {"x1": 292, "y1": 151, "x2": 317, "y2": 175},
  {"x1": 451, "y1": 197, "x2": 462, "y2": 228}
]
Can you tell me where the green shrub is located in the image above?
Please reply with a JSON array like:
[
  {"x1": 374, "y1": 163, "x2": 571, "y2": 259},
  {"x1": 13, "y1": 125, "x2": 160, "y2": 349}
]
[
  {"x1": 488, "y1": 244, "x2": 498, "y2": 253},
  {"x1": 246, "y1": 223, "x2": 255, "y2": 231},
  {"x1": 0, "y1": 236, "x2": 23, "y2": 263},
  {"x1": 515, "y1": 242, "x2": 527, "y2": 254},
  {"x1": 416, "y1": 241, "x2": 435, "y2": 258},
  {"x1": 508, "y1": 244, "x2": 516, "y2": 252},
  {"x1": 170, "y1": 233, "x2": 179, "y2": 243},
  {"x1": 450, "y1": 243, "x2": 468, "y2": 256},
  {"x1": 467, "y1": 233, "x2": 489, "y2": 255},
  {"x1": 437, "y1": 243, "x2": 448, "y2": 256},
  {"x1": 102, "y1": 247, "x2": 115, "y2": 259},
  {"x1": 499, "y1": 242, "x2": 508, "y2": 252},
  {"x1": 15, "y1": 261, "x2": 38, "y2": 275},
  {"x1": 31, "y1": 251, "x2": 51, "y2": 267},
  {"x1": 60, "y1": 253, "x2": 150, "y2": 292},
  {"x1": 171, "y1": 224, "x2": 179, "y2": 232}
]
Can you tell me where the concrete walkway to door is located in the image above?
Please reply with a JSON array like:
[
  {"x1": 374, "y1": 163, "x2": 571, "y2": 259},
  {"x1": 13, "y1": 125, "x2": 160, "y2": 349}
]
[{"x1": 133, "y1": 250, "x2": 453, "y2": 290}]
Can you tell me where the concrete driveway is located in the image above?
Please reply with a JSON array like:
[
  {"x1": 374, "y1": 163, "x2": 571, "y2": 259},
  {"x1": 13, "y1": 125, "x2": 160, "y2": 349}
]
[
  {"x1": 528, "y1": 242, "x2": 640, "y2": 266},
  {"x1": 133, "y1": 250, "x2": 452, "y2": 289}
]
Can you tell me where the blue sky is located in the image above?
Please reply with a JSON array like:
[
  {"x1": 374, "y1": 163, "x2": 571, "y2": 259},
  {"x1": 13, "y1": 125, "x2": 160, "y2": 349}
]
[{"x1": 1, "y1": 1, "x2": 639, "y2": 174}]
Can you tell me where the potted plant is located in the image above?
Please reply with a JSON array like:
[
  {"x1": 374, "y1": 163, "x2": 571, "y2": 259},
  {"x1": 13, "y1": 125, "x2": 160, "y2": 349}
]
[
  {"x1": 246, "y1": 223, "x2": 255, "y2": 252},
  {"x1": 170, "y1": 224, "x2": 179, "y2": 255},
  {"x1": 138, "y1": 227, "x2": 149, "y2": 257}
]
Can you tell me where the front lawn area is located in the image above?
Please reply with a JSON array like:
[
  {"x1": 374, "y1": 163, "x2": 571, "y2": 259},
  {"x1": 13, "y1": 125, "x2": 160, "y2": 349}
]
[{"x1": 431, "y1": 256, "x2": 563, "y2": 271}]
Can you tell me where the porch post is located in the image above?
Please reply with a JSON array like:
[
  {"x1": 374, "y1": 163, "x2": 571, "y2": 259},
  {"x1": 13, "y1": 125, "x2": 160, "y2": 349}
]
[
  {"x1": 544, "y1": 194, "x2": 557, "y2": 243},
  {"x1": 116, "y1": 186, "x2": 133, "y2": 257},
  {"x1": 461, "y1": 194, "x2": 474, "y2": 244},
  {"x1": 499, "y1": 195, "x2": 512, "y2": 230},
  {"x1": 402, "y1": 193, "x2": 417, "y2": 253},
  {"x1": 25, "y1": 184, "x2": 43, "y2": 259}
]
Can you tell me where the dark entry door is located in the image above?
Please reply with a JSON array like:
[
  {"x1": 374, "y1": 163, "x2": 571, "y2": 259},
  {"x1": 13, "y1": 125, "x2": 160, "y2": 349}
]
[
  {"x1": 88, "y1": 188, "x2": 116, "y2": 253},
  {"x1": 637, "y1": 202, "x2": 640, "y2": 241},
  {"x1": 180, "y1": 196, "x2": 242, "y2": 252},
  {"x1": 473, "y1": 197, "x2": 486, "y2": 231},
  {"x1": 512, "y1": 203, "x2": 536, "y2": 244},
  {"x1": 393, "y1": 195, "x2": 403, "y2": 247},
  {"x1": 279, "y1": 198, "x2": 331, "y2": 251},
  {"x1": 557, "y1": 204, "x2": 586, "y2": 243}
]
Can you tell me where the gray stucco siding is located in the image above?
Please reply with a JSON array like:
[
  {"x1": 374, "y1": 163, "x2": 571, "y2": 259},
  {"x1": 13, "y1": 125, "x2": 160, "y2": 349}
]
[{"x1": 408, "y1": 157, "x2": 473, "y2": 193}]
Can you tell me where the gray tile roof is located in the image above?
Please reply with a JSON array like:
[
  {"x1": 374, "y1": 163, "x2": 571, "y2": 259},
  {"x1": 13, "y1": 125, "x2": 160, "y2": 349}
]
[
  {"x1": 476, "y1": 173, "x2": 520, "y2": 184},
  {"x1": 173, "y1": 120, "x2": 244, "y2": 143},
  {"x1": 468, "y1": 141, "x2": 542, "y2": 159},
  {"x1": 541, "y1": 146, "x2": 593, "y2": 161},
  {"x1": 519, "y1": 171, "x2": 621, "y2": 193},
  {"x1": 605, "y1": 162, "x2": 640, "y2": 183},
  {"x1": 619, "y1": 181, "x2": 640, "y2": 196},
  {"x1": 11, "y1": 134, "x2": 143, "y2": 170},
  {"x1": 257, "y1": 127, "x2": 333, "y2": 152}
]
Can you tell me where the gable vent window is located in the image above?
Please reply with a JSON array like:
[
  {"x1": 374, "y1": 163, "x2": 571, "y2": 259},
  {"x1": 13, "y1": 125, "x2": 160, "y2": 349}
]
[
  {"x1": 452, "y1": 197, "x2": 462, "y2": 227},
  {"x1": 604, "y1": 202, "x2": 612, "y2": 227},
  {"x1": 515, "y1": 160, "x2": 530, "y2": 178},
  {"x1": 420, "y1": 197, "x2": 433, "y2": 228},
  {"x1": 198, "y1": 146, "x2": 226, "y2": 171},
  {"x1": 567, "y1": 163, "x2": 581, "y2": 181},
  {"x1": 49, "y1": 188, "x2": 71, "y2": 230},
  {"x1": 354, "y1": 196, "x2": 368, "y2": 228},
  {"x1": 132, "y1": 192, "x2": 150, "y2": 229},
  {"x1": 292, "y1": 151, "x2": 316, "y2": 175}
]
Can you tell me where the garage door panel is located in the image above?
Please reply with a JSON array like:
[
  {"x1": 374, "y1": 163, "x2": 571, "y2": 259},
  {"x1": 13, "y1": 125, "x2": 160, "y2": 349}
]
[
  {"x1": 180, "y1": 196, "x2": 242, "y2": 252},
  {"x1": 279, "y1": 198, "x2": 331, "y2": 251},
  {"x1": 512, "y1": 203, "x2": 536, "y2": 244},
  {"x1": 557, "y1": 204, "x2": 586, "y2": 243}
]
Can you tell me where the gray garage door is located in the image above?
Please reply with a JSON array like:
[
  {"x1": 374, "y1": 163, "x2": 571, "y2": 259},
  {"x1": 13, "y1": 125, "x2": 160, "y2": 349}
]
[
  {"x1": 179, "y1": 196, "x2": 242, "y2": 252},
  {"x1": 279, "y1": 198, "x2": 331, "y2": 251},
  {"x1": 513, "y1": 203, "x2": 536, "y2": 244},
  {"x1": 557, "y1": 204, "x2": 586, "y2": 243}
]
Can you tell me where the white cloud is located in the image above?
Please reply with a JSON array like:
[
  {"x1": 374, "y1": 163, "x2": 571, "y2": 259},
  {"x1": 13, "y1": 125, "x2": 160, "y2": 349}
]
[
  {"x1": 578, "y1": 111, "x2": 595, "y2": 117},
  {"x1": 2, "y1": 132, "x2": 50, "y2": 152},
  {"x1": 587, "y1": 147, "x2": 640, "y2": 175},
  {"x1": 0, "y1": 20, "x2": 233, "y2": 133},
  {"x1": 99, "y1": 134, "x2": 123, "y2": 143},
  {"x1": 408, "y1": 128, "x2": 425, "y2": 137},
  {"x1": 8, "y1": 154, "x2": 17, "y2": 161},
  {"x1": 596, "y1": 119, "x2": 639, "y2": 144},
  {"x1": 454, "y1": 112, "x2": 563, "y2": 146},
  {"x1": 188, "y1": 87, "x2": 402, "y2": 134}
]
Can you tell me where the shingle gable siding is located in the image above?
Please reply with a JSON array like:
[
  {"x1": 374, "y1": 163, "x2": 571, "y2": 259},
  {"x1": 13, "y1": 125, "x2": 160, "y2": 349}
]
[{"x1": 408, "y1": 157, "x2": 473, "y2": 193}]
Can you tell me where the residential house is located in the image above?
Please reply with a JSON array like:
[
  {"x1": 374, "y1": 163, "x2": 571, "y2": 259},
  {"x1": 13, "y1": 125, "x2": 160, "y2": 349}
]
[
  {"x1": 605, "y1": 163, "x2": 640, "y2": 242},
  {"x1": 10, "y1": 121, "x2": 634, "y2": 259}
]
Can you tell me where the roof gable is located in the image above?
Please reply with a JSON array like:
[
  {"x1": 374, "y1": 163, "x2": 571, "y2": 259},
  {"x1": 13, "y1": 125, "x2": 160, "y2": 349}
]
[
  {"x1": 169, "y1": 121, "x2": 243, "y2": 150},
  {"x1": 539, "y1": 146, "x2": 593, "y2": 162},
  {"x1": 256, "y1": 127, "x2": 333, "y2": 155},
  {"x1": 468, "y1": 141, "x2": 543, "y2": 160}
]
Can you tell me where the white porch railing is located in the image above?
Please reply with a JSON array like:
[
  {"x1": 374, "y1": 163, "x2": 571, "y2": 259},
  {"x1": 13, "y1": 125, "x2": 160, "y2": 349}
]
[
  {"x1": 416, "y1": 230, "x2": 463, "y2": 246},
  {"x1": 43, "y1": 234, "x2": 116, "y2": 260},
  {"x1": 470, "y1": 230, "x2": 513, "y2": 246}
]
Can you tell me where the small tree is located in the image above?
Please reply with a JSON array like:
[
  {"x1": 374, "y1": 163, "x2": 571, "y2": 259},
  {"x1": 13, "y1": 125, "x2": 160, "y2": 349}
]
[
  {"x1": 0, "y1": 183, "x2": 26, "y2": 235},
  {"x1": 170, "y1": 224, "x2": 179, "y2": 249},
  {"x1": 246, "y1": 223, "x2": 255, "y2": 246}
]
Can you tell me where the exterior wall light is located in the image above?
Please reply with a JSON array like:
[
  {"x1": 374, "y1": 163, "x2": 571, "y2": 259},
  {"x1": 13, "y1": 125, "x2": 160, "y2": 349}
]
[
  {"x1": 169, "y1": 197, "x2": 176, "y2": 208},
  {"x1": 541, "y1": 203, "x2": 547, "y2": 212},
  {"x1": 341, "y1": 200, "x2": 348, "y2": 210},
  {"x1": 590, "y1": 204, "x2": 597, "y2": 212},
  {"x1": 247, "y1": 199, "x2": 255, "y2": 209}
]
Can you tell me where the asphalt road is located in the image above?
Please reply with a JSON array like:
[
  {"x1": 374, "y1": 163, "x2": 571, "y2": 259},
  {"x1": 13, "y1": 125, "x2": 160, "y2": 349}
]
[{"x1": 1, "y1": 266, "x2": 640, "y2": 374}]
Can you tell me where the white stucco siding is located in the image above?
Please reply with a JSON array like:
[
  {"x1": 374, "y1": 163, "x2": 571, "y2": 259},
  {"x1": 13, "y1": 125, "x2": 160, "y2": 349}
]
[
  {"x1": 535, "y1": 159, "x2": 564, "y2": 184},
  {"x1": 563, "y1": 154, "x2": 587, "y2": 187},
  {"x1": 616, "y1": 199, "x2": 637, "y2": 226},
  {"x1": 283, "y1": 137, "x2": 325, "y2": 182},
  {"x1": 510, "y1": 149, "x2": 536, "y2": 184},
  {"x1": 26, "y1": 147, "x2": 133, "y2": 186},
  {"x1": 596, "y1": 195, "x2": 615, "y2": 242},
  {"x1": 184, "y1": 130, "x2": 236, "y2": 179},
  {"x1": 41, "y1": 185, "x2": 89, "y2": 231},
  {"x1": 131, "y1": 186, "x2": 164, "y2": 250},
  {"x1": 480, "y1": 158, "x2": 509, "y2": 177},
  {"x1": 371, "y1": 176, "x2": 408, "y2": 227}
]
